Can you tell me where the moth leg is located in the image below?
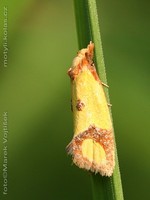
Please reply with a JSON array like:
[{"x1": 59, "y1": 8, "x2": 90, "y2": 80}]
[
  {"x1": 101, "y1": 82, "x2": 109, "y2": 88},
  {"x1": 108, "y1": 103, "x2": 112, "y2": 107},
  {"x1": 71, "y1": 99, "x2": 73, "y2": 112}
]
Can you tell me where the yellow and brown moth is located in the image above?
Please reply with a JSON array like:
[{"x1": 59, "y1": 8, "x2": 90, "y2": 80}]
[{"x1": 66, "y1": 42, "x2": 115, "y2": 176}]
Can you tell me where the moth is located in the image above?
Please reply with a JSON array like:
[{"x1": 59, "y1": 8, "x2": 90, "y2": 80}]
[{"x1": 66, "y1": 42, "x2": 115, "y2": 176}]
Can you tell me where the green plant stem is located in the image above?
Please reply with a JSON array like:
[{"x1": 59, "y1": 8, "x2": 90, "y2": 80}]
[{"x1": 74, "y1": 0, "x2": 124, "y2": 199}]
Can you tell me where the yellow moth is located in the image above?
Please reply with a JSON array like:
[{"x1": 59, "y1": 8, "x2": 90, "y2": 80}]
[{"x1": 67, "y1": 42, "x2": 115, "y2": 176}]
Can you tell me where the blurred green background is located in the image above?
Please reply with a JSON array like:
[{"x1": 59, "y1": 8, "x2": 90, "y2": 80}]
[{"x1": 0, "y1": 0, "x2": 150, "y2": 199}]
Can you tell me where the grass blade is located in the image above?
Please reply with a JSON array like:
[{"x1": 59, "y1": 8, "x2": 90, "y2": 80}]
[{"x1": 74, "y1": 0, "x2": 124, "y2": 199}]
